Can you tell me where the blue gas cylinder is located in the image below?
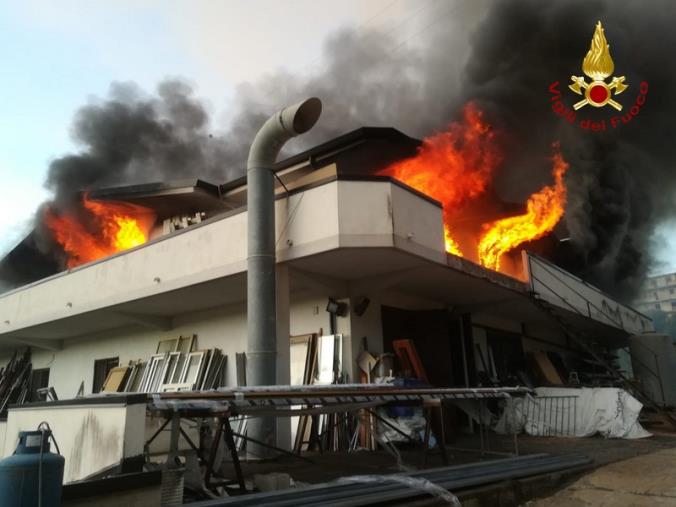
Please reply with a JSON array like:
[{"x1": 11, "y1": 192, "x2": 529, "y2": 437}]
[{"x1": 0, "y1": 429, "x2": 65, "y2": 507}]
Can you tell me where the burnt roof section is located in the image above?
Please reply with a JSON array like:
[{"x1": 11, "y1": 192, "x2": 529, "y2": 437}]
[
  {"x1": 89, "y1": 179, "x2": 229, "y2": 219},
  {"x1": 220, "y1": 127, "x2": 422, "y2": 193},
  {"x1": 1, "y1": 128, "x2": 422, "y2": 290},
  {"x1": 0, "y1": 232, "x2": 60, "y2": 290},
  {"x1": 0, "y1": 179, "x2": 227, "y2": 291}
]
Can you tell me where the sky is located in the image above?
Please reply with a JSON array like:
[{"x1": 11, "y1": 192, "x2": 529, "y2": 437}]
[
  {"x1": 0, "y1": 0, "x2": 675, "y2": 274},
  {"x1": 0, "y1": 0, "x2": 423, "y2": 250}
]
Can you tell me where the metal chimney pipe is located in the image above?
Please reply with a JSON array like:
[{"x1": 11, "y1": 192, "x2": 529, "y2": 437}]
[{"x1": 246, "y1": 98, "x2": 322, "y2": 452}]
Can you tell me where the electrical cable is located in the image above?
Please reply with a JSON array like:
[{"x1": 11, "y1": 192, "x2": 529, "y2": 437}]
[
  {"x1": 389, "y1": 1, "x2": 463, "y2": 54},
  {"x1": 273, "y1": 170, "x2": 302, "y2": 247},
  {"x1": 36, "y1": 421, "x2": 60, "y2": 507},
  {"x1": 38, "y1": 424, "x2": 45, "y2": 507},
  {"x1": 276, "y1": 191, "x2": 305, "y2": 247},
  {"x1": 306, "y1": 0, "x2": 445, "y2": 71}
]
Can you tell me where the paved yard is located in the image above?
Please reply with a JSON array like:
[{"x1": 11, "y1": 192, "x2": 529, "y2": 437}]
[{"x1": 529, "y1": 445, "x2": 676, "y2": 506}]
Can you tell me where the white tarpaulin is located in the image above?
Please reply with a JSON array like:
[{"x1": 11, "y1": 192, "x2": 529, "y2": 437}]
[{"x1": 494, "y1": 387, "x2": 651, "y2": 439}]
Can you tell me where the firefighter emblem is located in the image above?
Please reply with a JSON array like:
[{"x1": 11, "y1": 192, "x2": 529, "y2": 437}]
[{"x1": 569, "y1": 21, "x2": 627, "y2": 111}]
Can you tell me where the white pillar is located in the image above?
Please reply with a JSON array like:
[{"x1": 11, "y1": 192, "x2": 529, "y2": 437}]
[{"x1": 275, "y1": 263, "x2": 292, "y2": 450}]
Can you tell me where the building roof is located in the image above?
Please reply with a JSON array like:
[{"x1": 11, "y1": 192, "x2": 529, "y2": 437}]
[
  {"x1": 220, "y1": 127, "x2": 421, "y2": 194},
  {"x1": 88, "y1": 179, "x2": 228, "y2": 218}
]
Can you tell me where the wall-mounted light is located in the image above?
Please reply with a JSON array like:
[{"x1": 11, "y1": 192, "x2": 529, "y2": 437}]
[{"x1": 326, "y1": 298, "x2": 348, "y2": 317}]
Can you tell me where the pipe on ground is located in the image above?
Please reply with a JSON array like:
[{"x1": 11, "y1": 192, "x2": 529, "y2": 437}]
[{"x1": 246, "y1": 98, "x2": 322, "y2": 455}]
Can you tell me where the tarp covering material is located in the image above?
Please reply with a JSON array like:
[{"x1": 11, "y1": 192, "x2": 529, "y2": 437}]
[
  {"x1": 494, "y1": 387, "x2": 651, "y2": 439},
  {"x1": 376, "y1": 407, "x2": 426, "y2": 443}
]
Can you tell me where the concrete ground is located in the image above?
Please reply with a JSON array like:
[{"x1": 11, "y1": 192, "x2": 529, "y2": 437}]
[
  {"x1": 528, "y1": 444, "x2": 676, "y2": 506},
  {"x1": 231, "y1": 430, "x2": 676, "y2": 492}
]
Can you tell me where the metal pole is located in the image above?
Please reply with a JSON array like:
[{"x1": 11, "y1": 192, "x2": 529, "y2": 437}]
[
  {"x1": 246, "y1": 98, "x2": 322, "y2": 457},
  {"x1": 655, "y1": 352, "x2": 666, "y2": 407}
]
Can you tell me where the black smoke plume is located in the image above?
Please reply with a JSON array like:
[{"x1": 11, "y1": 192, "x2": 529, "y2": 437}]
[
  {"x1": 3, "y1": 0, "x2": 676, "y2": 301},
  {"x1": 457, "y1": 0, "x2": 676, "y2": 299}
]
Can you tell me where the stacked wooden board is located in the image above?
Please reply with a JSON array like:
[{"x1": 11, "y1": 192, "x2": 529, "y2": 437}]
[{"x1": 102, "y1": 335, "x2": 227, "y2": 393}]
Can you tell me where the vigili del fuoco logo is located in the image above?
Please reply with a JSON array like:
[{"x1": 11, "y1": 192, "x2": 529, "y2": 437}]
[{"x1": 549, "y1": 21, "x2": 648, "y2": 131}]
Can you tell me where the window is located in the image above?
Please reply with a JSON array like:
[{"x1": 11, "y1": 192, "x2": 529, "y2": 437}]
[
  {"x1": 93, "y1": 357, "x2": 119, "y2": 393},
  {"x1": 29, "y1": 368, "x2": 50, "y2": 402}
]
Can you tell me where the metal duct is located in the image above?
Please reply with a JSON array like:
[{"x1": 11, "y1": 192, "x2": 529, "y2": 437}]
[{"x1": 246, "y1": 98, "x2": 322, "y2": 454}]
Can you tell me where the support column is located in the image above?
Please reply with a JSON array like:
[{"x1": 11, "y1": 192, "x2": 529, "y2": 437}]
[
  {"x1": 336, "y1": 298, "x2": 353, "y2": 382},
  {"x1": 461, "y1": 314, "x2": 477, "y2": 386},
  {"x1": 275, "y1": 264, "x2": 291, "y2": 450}
]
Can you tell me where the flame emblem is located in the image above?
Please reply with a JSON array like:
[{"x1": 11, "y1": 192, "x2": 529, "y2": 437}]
[{"x1": 569, "y1": 21, "x2": 627, "y2": 110}]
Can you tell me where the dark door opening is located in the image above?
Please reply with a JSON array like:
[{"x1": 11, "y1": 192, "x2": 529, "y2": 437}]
[
  {"x1": 381, "y1": 306, "x2": 467, "y2": 387},
  {"x1": 93, "y1": 357, "x2": 119, "y2": 393}
]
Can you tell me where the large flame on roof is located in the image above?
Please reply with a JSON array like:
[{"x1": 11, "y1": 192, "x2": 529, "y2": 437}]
[
  {"x1": 380, "y1": 102, "x2": 502, "y2": 255},
  {"x1": 478, "y1": 144, "x2": 569, "y2": 271},
  {"x1": 381, "y1": 103, "x2": 569, "y2": 278},
  {"x1": 45, "y1": 195, "x2": 156, "y2": 268}
]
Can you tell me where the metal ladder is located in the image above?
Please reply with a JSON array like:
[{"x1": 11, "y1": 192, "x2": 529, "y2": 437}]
[{"x1": 530, "y1": 293, "x2": 676, "y2": 430}]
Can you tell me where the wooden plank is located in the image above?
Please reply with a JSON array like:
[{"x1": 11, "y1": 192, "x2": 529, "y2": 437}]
[
  {"x1": 530, "y1": 351, "x2": 563, "y2": 385},
  {"x1": 393, "y1": 339, "x2": 430, "y2": 383},
  {"x1": 102, "y1": 366, "x2": 129, "y2": 392}
]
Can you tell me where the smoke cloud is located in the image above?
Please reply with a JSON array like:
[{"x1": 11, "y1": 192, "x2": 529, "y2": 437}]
[
  {"x1": 458, "y1": 0, "x2": 676, "y2": 299},
  {"x1": 4, "y1": 0, "x2": 676, "y2": 301}
]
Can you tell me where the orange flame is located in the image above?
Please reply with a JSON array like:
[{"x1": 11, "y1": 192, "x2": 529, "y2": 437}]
[
  {"x1": 45, "y1": 195, "x2": 156, "y2": 268},
  {"x1": 478, "y1": 144, "x2": 569, "y2": 271},
  {"x1": 380, "y1": 102, "x2": 502, "y2": 256}
]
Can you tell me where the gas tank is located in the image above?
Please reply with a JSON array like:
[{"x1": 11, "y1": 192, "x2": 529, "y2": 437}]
[{"x1": 0, "y1": 430, "x2": 65, "y2": 507}]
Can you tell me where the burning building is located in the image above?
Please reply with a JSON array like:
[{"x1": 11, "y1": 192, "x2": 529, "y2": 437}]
[
  {"x1": 1, "y1": 0, "x2": 675, "y2": 501},
  {"x1": 0, "y1": 95, "x2": 660, "y2": 483}
]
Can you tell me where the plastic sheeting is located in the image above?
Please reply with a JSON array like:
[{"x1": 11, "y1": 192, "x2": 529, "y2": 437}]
[
  {"x1": 494, "y1": 387, "x2": 651, "y2": 439},
  {"x1": 376, "y1": 407, "x2": 426, "y2": 443},
  {"x1": 337, "y1": 474, "x2": 461, "y2": 506}
]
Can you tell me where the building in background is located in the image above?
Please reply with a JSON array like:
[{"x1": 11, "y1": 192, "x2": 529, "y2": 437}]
[{"x1": 635, "y1": 272, "x2": 676, "y2": 316}]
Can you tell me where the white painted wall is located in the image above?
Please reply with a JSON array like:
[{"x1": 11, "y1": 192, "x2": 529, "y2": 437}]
[
  {"x1": 21, "y1": 303, "x2": 248, "y2": 399},
  {"x1": 0, "y1": 291, "x2": 350, "y2": 401},
  {"x1": 3, "y1": 401, "x2": 145, "y2": 483},
  {"x1": 0, "y1": 179, "x2": 447, "y2": 340},
  {"x1": 289, "y1": 292, "x2": 331, "y2": 338},
  {"x1": 0, "y1": 180, "x2": 351, "y2": 336},
  {"x1": 390, "y1": 183, "x2": 445, "y2": 263},
  {"x1": 0, "y1": 421, "x2": 6, "y2": 454}
]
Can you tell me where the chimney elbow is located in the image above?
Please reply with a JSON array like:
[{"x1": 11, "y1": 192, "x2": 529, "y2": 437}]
[{"x1": 247, "y1": 97, "x2": 322, "y2": 170}]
